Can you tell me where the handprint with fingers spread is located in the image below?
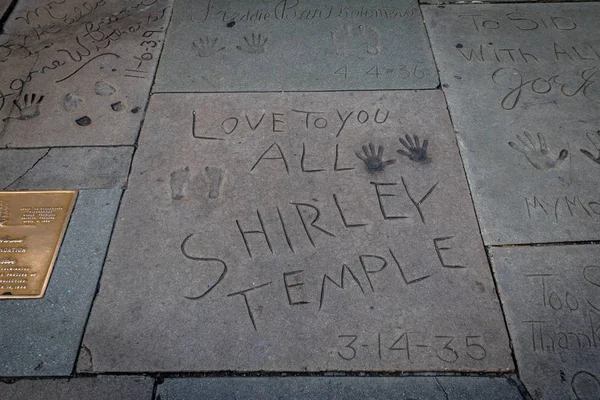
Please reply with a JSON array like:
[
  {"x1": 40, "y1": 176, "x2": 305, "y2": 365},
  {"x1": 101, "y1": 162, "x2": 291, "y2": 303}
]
[
  {"x1": 193, "y1": 36, "x2": 225, "y2": 58},
  {"x1": 398, "y1": 134, "x2": 430, "y2": 163},
  {"x1": 508, "y1": 132, "x2": 568, "y2": 170},
  {"x1": 14, "y1": 93, "x2": 44, "y2": 120},
  {"x1": 237, "y1": 33, "x2": 268, "y2": 54},
  {"x1": 355, "y1": 143, "x2": 396, "y2": 173},
  {"x1": 580, "y1": 131, "x2": 600, "y2": 165}
]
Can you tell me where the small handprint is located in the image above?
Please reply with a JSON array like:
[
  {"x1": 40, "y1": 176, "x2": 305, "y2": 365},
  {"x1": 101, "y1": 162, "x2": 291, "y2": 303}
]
[
  {"x1": 355, "y1": 143, "x2": 396, "y2": 173},
  {"x1": 508, "y1": 132, "x2": 568, "y2": 170},
  {"x1": 14, "y1": 93, "x2": 44, "y2": 120},
  {"x1": 236, "y1": 33, "x2": 268, "y2": 54},
  {"x1": 193, "y1": 36, "x2": 225, "y2": 58},
  {"x1": 398, "y1": 134, "x2": 430, "y2": 163},
  {"x1": 580, "y1": 131, "x2": 600, "y2": 165}
]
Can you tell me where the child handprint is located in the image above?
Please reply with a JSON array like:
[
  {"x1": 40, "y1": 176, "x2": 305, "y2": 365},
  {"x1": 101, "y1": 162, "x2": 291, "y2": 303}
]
[
  {"x1": 236, "y1": 33, "x2": 268, "y2": 54},
  {"x1": 355, "y1": 143, "x2": 396, "y2": 173},
  {"x1": 13, "y1": 93, "x2": 44, "y2": 120},
  {"x1": 193, "y1": 36, "x2": 225, "y2": 58},
  {"x1": 398, "y1": 134, "x2": 430, "y2": 163}
]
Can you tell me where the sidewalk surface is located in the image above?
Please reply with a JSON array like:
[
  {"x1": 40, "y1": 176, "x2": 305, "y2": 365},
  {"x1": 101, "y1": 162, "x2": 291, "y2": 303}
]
[{"x1": 0, "y1": 0, "x2": 599, "y2": 399}]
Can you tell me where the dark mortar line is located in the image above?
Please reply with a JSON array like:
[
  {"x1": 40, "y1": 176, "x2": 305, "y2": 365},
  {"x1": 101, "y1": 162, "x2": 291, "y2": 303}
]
[
  {"x1": 3, "y1": 147, "x2": 51, "y2": 190},
  {"x1": 1, "y1": 144, "x2": 136, "y2": 150},
  {"x1": 434, "y1": 377, "x2": 450, "y2": 400},
  {"x1": 134, "y1": 2, "x2": 177, "y2": 146},
  {"x1": 65, "y1": 371, "x2": 518, "y2": 379},
  {"x1": 151, "y1": 377, "x2": 159, "y2": 400},
  {"x1": 415, "y1": 0, "x2": 441, "y2": 90},
  {"x1": 150, "y1": 88, "x2": 442, "y2": 95},
  {"x1": 0, "y1": 0, "x2": 19, "y2": 34},
  {"x1": 484, "y1": 247, "x2": 532, "y2": 399},
  {"x1": 507, "y1": 374, "x2": 534, "y2": 400},
  {"x1": 417, "y1": 20, "x2": 530, "y2": 397},
  {"x1": 487, "y1": 240, "x2": 600, "y2": 248},
  {"x1": 70, "y1": 187, "x2": 127, "y2": 377}
]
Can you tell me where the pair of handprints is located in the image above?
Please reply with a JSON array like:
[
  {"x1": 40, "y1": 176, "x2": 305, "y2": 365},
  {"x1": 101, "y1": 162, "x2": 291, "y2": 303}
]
[
  {"x1": 355, "y1": 134, "x2": 429, "y2": 173},
  {"x1": 509, "y1": 131, "x2": 600, "y2": 170},
  {"x1": 194, "y1": 33, "x2": 268, "y2": 57}
]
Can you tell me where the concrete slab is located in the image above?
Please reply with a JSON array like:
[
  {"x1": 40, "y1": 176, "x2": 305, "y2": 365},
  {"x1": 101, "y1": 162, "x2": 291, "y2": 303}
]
[
  {"x1": 0, "y1": 147, "x2": 133, "y2": 190},
  {"x1": 435, "y1": 376, "x2": 524, "y2": 399},
  {"x1": 153, "y1": 0, "x2": 438, "y2": 92},
  {"x1": 82, "y1": 91, "x2": 512, "y2": 373},
  {"x1": 0, "y1": 376, "x2": 153, "y2": 400},
  {"x1": 490, "y1": 245, "x2": 600, "y2": 400},
  {"x1": 0, "y1": 189, "x2": 122, "y2": 376},
  {"x1": 158, "y1": 376, "x2": 524, "y2": 400},
  {"x1": 0, "y1": 0, "x2": 172, "y2": 147},
  {"x1": 422, "y1": 4, "x2": 600, "y2": 245}
]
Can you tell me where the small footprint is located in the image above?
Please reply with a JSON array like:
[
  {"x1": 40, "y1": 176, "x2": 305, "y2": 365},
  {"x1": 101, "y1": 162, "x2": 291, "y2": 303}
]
[
  {"x1": 205, "y1": 166, "x2": 223, "y2": 199},
  {"x1": 358, "y1": 24, "x2": 382, "y2": 55},
  {"x1": 170, "y1": 166, "x2": 190, "y2": 200},
  {"x1": 94, "y1": 81, "x2": 116, "y2": 96},
  {"x1": 63, "y1": 93, "x2": 83, "y2": 111}
]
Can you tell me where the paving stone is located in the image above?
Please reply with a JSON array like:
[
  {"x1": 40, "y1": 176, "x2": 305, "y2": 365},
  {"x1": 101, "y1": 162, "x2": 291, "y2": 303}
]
[
  {"x1": 0, "y1": 147, "x2": 133, "y2": 190},
  {"x1": 490, "y1": 245, "x2": 600, "y2": 400},
  {"x1": 158, "y1": 376, "x2": 524, "y2": 399},
  {"x1": 422, "y1": 4, "x2": 600, "y2": 245},
  {"x1": 0, "y1": 189, "x2": 122, "y2": 376},
  {"x1": 153, "y1": 0, "x2": 438, "y2": 92},
  {"x1": 82, "y1": 91, "x2": 512, "y2": 373},
  {"x1": 0, "y1": 376, "x2": 153, "y2": 400},
  {"x1": 158, "y1": 377, "x2": 446, "y2": 400},
  {"x1": 435, "y1": 376, "x2": 524, "y2": 399},
  {"x1": 0, "y1": 0, "x2": 173, "y2": 147}
]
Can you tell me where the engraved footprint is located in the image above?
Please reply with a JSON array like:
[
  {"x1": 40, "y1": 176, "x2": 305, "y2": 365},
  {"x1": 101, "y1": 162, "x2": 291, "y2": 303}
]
[
  {"x1": 205, "y1": 166, "x2": 223, "y2": 199},
  {"x1": 63, "y1": 93, "x2": 83, "y2": 112},
  {"x1": 330, "y1": 24, "x2": 353, "y2": 56},
  {"x1": 358, "y1": 24, "x2": 381, "y2": 55},
  {"x1": 170, "y1": 166, "x2": 190, "y2": 200}
]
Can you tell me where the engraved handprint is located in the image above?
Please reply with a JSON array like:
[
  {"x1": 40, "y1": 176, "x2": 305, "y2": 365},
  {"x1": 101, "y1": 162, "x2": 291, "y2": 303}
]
[
  {"x1": 236, "y1": 33, "x2": 268, "y2": 54},
  {"x1": 355, "y1": 143, "x2": 396, "y2": 173},
  {"x1": 580, "y1": 131, "x2": 600, "y2": 165},
  {"x1": 14, "y1": 93, "x2": 44, "y2": 120},
  {"x1": 193, "y1": 36, "x2": 225, "y2": 58},
  {"x1": 397, "y1": 134, "x2": 430, "y2": 163},
  {"x1": 508, "y1": 132, "x2": 568, "y2": 170}
]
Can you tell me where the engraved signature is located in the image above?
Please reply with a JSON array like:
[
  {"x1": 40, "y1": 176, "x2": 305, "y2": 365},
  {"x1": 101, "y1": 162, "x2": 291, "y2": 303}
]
[{"x1": 492, "y1": 67, "x2": 600, "y2": 110}]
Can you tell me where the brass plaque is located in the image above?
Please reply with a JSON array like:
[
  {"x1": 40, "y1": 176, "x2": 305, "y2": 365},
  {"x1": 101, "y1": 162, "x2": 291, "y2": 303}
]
[{"x1": 0, "y1": 191, "x2": 77, "y2": 299}]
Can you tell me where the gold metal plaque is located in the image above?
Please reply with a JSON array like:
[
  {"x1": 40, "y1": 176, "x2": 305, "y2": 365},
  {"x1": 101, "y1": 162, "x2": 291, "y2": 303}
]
[{"x1": 0, "y1": 191, "x2": 77, "y2": 299}]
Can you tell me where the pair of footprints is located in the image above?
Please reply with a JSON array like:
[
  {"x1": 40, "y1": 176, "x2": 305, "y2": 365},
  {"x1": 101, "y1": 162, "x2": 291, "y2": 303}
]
[
  {"x1": 355, "y1": 135, "x2": 429, "y2": 173},
  {"x1": 331, "y1": 24, "x2": 381, "y2": 56},
  {"x1": 194, "y1": 33, "x2": 267, "y2": 57},
  {"x1": 509, "y1": 131, "x2": 600, "y2": 170}
]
